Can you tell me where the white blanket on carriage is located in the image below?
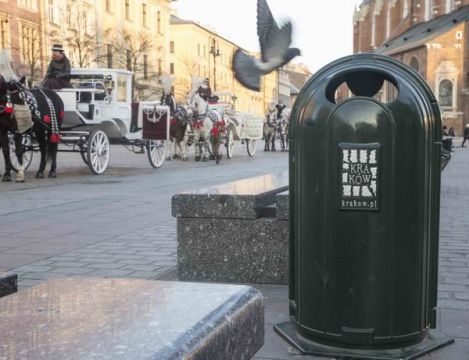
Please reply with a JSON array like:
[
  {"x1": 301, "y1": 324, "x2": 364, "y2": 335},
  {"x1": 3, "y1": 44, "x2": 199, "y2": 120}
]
[{"x1": 14, "y1": 104, "x2": 32, "y2": 134}]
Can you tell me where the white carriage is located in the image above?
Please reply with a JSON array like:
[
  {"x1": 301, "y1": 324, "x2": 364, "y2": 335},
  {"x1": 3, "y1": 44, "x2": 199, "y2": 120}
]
[
  {"x1": 208, "y1": 92, "x2": 263, "y2": 158},
  {"x1": 13, "y1": 69, "x2": 169, "y2": 175}
]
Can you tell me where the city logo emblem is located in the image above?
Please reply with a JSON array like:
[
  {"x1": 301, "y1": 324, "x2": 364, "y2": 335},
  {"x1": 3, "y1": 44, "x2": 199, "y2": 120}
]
[{"x1": 339, "y1": 143, "x2": 380, "y2": 211}]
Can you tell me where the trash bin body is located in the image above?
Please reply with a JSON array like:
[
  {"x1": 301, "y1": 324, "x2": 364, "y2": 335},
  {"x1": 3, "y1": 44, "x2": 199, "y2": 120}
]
[{"x1": 286, "y1": 54, "x2": 443, "y2": 349}]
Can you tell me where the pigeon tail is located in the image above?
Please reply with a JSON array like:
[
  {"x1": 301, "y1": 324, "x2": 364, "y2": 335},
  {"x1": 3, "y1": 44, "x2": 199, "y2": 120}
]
[{"x1": 232, "y1": 49, "x2": 262, "y2": 92}]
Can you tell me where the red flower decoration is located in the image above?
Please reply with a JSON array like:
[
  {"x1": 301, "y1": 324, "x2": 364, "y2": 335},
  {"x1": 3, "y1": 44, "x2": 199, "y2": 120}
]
[
  {"x1": 4, "y1": 106, "x2": 13, "y2": 114},
  {"x1": 43, "y1": 115, "x2": 51, "y2": 124},
  {"x1": 50, "y1": 133, "x2": 61, "y2": 143}
]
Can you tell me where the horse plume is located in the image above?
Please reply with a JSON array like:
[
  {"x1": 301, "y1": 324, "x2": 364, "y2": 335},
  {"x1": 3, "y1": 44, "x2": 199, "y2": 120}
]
[
  {"x1": 159, "y1": 75, "x2": 174, "y2": 94},
  {"x1": 0, "y1": 50, "x2": 18, "y2": 82}
]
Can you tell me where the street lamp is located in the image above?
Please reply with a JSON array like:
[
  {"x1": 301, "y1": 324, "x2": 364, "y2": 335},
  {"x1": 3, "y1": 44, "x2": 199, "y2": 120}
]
[
  {"x1": 231, "y1": 94, "x2": 237, "y2": 111},
  {"x1": 209, "y1": 37, "x2": 220, "y2": 91}
]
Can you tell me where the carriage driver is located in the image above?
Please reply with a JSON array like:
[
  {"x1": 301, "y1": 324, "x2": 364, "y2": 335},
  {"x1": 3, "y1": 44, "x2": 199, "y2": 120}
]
[
  {"x1": 42, "y1": 44, "x2": 71, "y2": 90},
  {"x1": 275, "y1": 99, "x2": 287, "y2": 119},
  {"x1": 197, "y1": 78, "x2": 212, "y2": 102}
]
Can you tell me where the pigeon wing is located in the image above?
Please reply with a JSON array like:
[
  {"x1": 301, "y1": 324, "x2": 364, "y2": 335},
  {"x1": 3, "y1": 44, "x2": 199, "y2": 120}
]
[
  {"x1": 232, "y1": 49, "x2": 262, "y2": 91},
  {"x1": 257, "y1": 0, "x2": 279, "y2": 58},
  {"x1": 262, "y1": 20, "x2": 292, "y2": 63}
]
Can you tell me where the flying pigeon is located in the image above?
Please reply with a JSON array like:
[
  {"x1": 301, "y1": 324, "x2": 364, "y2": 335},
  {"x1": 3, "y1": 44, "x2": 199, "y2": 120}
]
[{"x1": 232, "y1": 0, "x2": 301, "y2": 91}]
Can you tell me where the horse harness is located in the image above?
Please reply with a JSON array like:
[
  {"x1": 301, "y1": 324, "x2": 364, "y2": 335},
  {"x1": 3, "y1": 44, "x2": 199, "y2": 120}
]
[{"x1": 15, "y1": 84, "x2": 61, "y2": 143}]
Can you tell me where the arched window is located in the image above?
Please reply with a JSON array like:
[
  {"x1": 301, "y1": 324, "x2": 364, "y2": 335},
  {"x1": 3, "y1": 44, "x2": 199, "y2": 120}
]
[
  {"x1": 439, "y1": 79, "x2": 453, "y2": 107},
  {"x1": 409, "y1": 57, "x2": 419, "y2": 72}
]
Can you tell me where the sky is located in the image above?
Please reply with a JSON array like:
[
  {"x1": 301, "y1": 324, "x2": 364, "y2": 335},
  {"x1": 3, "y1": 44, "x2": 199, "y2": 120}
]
[{"x1": 173, "y1": 0, "x2": 363, "y2": 73}]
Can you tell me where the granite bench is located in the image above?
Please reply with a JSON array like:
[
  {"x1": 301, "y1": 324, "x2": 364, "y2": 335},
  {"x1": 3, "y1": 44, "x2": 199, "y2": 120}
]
[
  {"x1": 0, "y1": 277, "x2": 264, "y2": 360},
  {"x1": 173, "y1": 173, "x2": 290, "y2": 285},
  {"x1": 0, "y1": 271, "x2": 17, "y2": 298}
]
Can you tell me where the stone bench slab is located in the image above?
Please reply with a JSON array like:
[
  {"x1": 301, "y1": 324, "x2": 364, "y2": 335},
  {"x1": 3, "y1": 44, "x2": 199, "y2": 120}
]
[
  {"x1": 0, "y1": 278, "x2": 264, "y2": 360},
  {"x1": 0, "y1": 272, "x2": 17, "y2": 298},
  {"x1": 172, "y1": 172, "x2": 288, "y2": 219},
  {"x1": 178, "y1": 217, "x2": 288, "y2": 284},
  {"x1": 276, "y1": 190, "x2": 289, "y2": 220}
]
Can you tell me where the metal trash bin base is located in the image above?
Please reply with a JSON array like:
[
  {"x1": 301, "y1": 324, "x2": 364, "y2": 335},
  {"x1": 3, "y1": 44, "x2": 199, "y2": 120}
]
[{"x1": 274, "y1": 321, "x2": 454, "y2": 360}]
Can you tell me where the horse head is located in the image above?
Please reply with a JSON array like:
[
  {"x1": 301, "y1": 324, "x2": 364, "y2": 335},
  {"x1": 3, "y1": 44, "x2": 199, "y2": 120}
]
[
  {"x1": 189, "y1": 93, "x2": 208, "y2": 118},
  {"x1": 0, "y1": 75, "x2": 7, "y2": 96}
]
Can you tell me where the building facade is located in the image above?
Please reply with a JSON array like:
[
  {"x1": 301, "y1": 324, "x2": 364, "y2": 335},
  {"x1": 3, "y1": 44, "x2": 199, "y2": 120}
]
[
  {"x1": 169, "y1": 16, "x2": 278, "y2": 117},
  {"x1": 354, "y1": 1, "x2": 469, "y2": 133},
  {"x1": 0, "y1": 0, "x2": 43, "y2": 82}
]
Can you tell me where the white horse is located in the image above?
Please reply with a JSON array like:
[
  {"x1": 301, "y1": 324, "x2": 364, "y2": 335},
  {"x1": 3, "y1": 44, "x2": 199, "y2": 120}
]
[{"x1": 188, "y1": 93, "x2": 220, "y2": 162}]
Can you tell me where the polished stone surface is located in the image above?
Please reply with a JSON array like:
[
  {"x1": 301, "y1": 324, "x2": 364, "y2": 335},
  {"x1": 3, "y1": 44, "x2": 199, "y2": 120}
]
[
  {"x1": 172, "y1": 172, "x2": 288, "y2": 219},
  {"x1": 178, "y1": 218, "x2": 288, "y2": 284},
  {"x1": 276, "y1": 191, "x2": 289, "y2": 220},
  {"x1": 0, "y1": 272, "x2": 17, "y2": 298},
  {"x1": 0, "y1": 278, "x2": 264, "y2": 360}
]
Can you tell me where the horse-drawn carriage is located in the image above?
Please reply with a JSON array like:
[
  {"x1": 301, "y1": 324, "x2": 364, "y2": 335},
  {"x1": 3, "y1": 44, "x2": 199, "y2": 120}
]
[
  {"x1": 207, "y1": 91, "x2": 263, "y2": 159},
  {"x1": 9, "y1": 69, "x2": 169, "y2": 175}
]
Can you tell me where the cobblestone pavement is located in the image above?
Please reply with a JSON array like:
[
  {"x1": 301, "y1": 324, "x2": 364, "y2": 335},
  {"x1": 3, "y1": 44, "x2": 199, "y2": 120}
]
[
  {"x1": 2, "y1": 138, "x2": 469, "y2": 359},
  {"x1": 0, "y1": 142, "x2": 287, "y2": 287},
  {"x1": 255, "y1": 139, "x2": 469, "y2": 360}
]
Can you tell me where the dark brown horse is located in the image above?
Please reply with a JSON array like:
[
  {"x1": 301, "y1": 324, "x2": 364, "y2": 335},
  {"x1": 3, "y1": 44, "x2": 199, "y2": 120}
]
[{"x1": 4, "y1": 76, "x2": 64, "y2": 178}]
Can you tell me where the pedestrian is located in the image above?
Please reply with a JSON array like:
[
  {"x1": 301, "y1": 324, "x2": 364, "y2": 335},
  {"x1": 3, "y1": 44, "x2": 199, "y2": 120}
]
[
  {"x1": 42, "y1": 44, "x2": 71, "y2": 90},
  {"x1": 443, "y1": 125, "x2": 448, "y2": 136},
  {"x1": 197, "y1": 78, "x2": 212, "y2": 102},
  {"x1": 462, "y1": 124, "x2": 469, "y2": 148},
  {"x1": 449, "y1": 127, "x2": 455, "y2": 137}
]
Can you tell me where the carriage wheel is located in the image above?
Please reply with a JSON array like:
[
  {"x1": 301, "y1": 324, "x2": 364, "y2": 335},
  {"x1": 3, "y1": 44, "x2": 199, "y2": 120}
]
[
  {"x1": 226, "y1": 129, "x2": 234, "y2": 159},
  {"x1": 9, "y1": 133, "x2": 33, "y2": 172},
  {"x1": 147, "y1": 140, "x2": 167, "y2": 168},
  {"x1": 87, "y1": 129, "x2": 110, "y2": 175},
  {"x1": 246, "y1": 139, "x2": 257, "y2": 157}
]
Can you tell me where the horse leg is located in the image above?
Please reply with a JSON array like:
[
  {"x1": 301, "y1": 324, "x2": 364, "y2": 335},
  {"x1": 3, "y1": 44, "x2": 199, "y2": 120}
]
[
  {"x1": 214, "y1": 140, "x2": 222, "y2": 164},
  {"x1": 193, "y1": 131, "x2": 201, "y2": 161},
  {"x1": 202, "y1": 138, "x2": 210, "y2": 162},
  {"x1": 271, "y1": 129, "x2": 277, "y2": 152},
  {"x1": 36, "y1": 129, "x2": 47, "y2": 178},
  {"x1": 48, "y1": 140, "x2": 58, "y2": 178},
  {"x1": 13, "y1": 132, "x2": 25, "y2": 182},
  {"x1": 0, "y1": 129, "x2": 12, "y2": 182}
]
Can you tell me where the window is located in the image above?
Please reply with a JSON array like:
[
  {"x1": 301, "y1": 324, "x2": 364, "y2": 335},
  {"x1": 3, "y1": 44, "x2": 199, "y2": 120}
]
[
  {"x1": 456, "y1": 31, "x2": 463, "y2": 40},
  {"x1": 107, "y1": 44, "x2": 113, "y2": 68},
  {"x1": 157, "y1": 59, "x2": 162, "y2": 76},
  {"x1": 446, "y1": 0, "x2": 454, "y2": 13},
  {"x1": 170, "y1": 63, "x2": 174, "y2": 75},
  {"x1": 66, "y1": 4, "x2": 72, "y2": 28},
  {"x1": 439, "y1": 79, "x2": 453, "y2": 107},
  {"x1": 20, "y1": 23, "x2": 39, "y2": 63},
  {"x1": 126, "y1": 50, "x2": 132, "y2": 70},
  {"x1": 425, "y1": 0, "x2": 432, "y2": 21},
  {"x1": 197, "y1": 44, "x2": 200, "y2": 56},
  {"x1": 142, "y1": 3, "x2": 147, "y2": 27},
  {"x1": 157, "y1": 11, "x2": 161, "y2": 33},
  {"x1": 203, "y1": 45, "x2": 206, "y2": 58},
  {"x1": 125, "y1": 0, "x2": 130, "y2": 21},
  {"x1": 0, "y1": 18, "x2": 9, "y2": 50},
  {"x1": 106, "y1": 0, "x2": 111, "y2": 12},
  {"x1": 117, "y1": 75, "x2": 128, "y2": 103},
  {"x1": 143, "y1": 54, "x2": 148, "y2": 79},
  {"x1": 403, "y1": 0, "x2": 410, "y2": 17},
  {"x1": 48, "y1": 0, "x2": 55, "y2": 23},
  {"x1": 170, "y1": 41, "x2": 174, "y2": 54},
  {"x1": 83, "y1": 10, "x2": 88, "y2": 33},
  {"x1": 409, "y1": 57, "x2": 419, "y2": 72},
  {"x1": 198, "y1": 64, "x2": 200, "y2": 76},
  {"x1": 18, "y1": 0, "x2": 37, "y2": 10}
]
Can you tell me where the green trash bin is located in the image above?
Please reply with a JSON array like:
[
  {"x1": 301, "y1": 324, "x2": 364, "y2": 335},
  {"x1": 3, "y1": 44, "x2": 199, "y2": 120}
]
[{"x1": 274, "y1": 54, "x2": 453, "y2": 359}]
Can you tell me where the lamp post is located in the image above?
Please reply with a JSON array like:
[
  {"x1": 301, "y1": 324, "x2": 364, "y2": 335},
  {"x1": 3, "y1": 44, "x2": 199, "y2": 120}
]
[{"x1": 209, "y1": 37, "x2": 220, "y2": 91}]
